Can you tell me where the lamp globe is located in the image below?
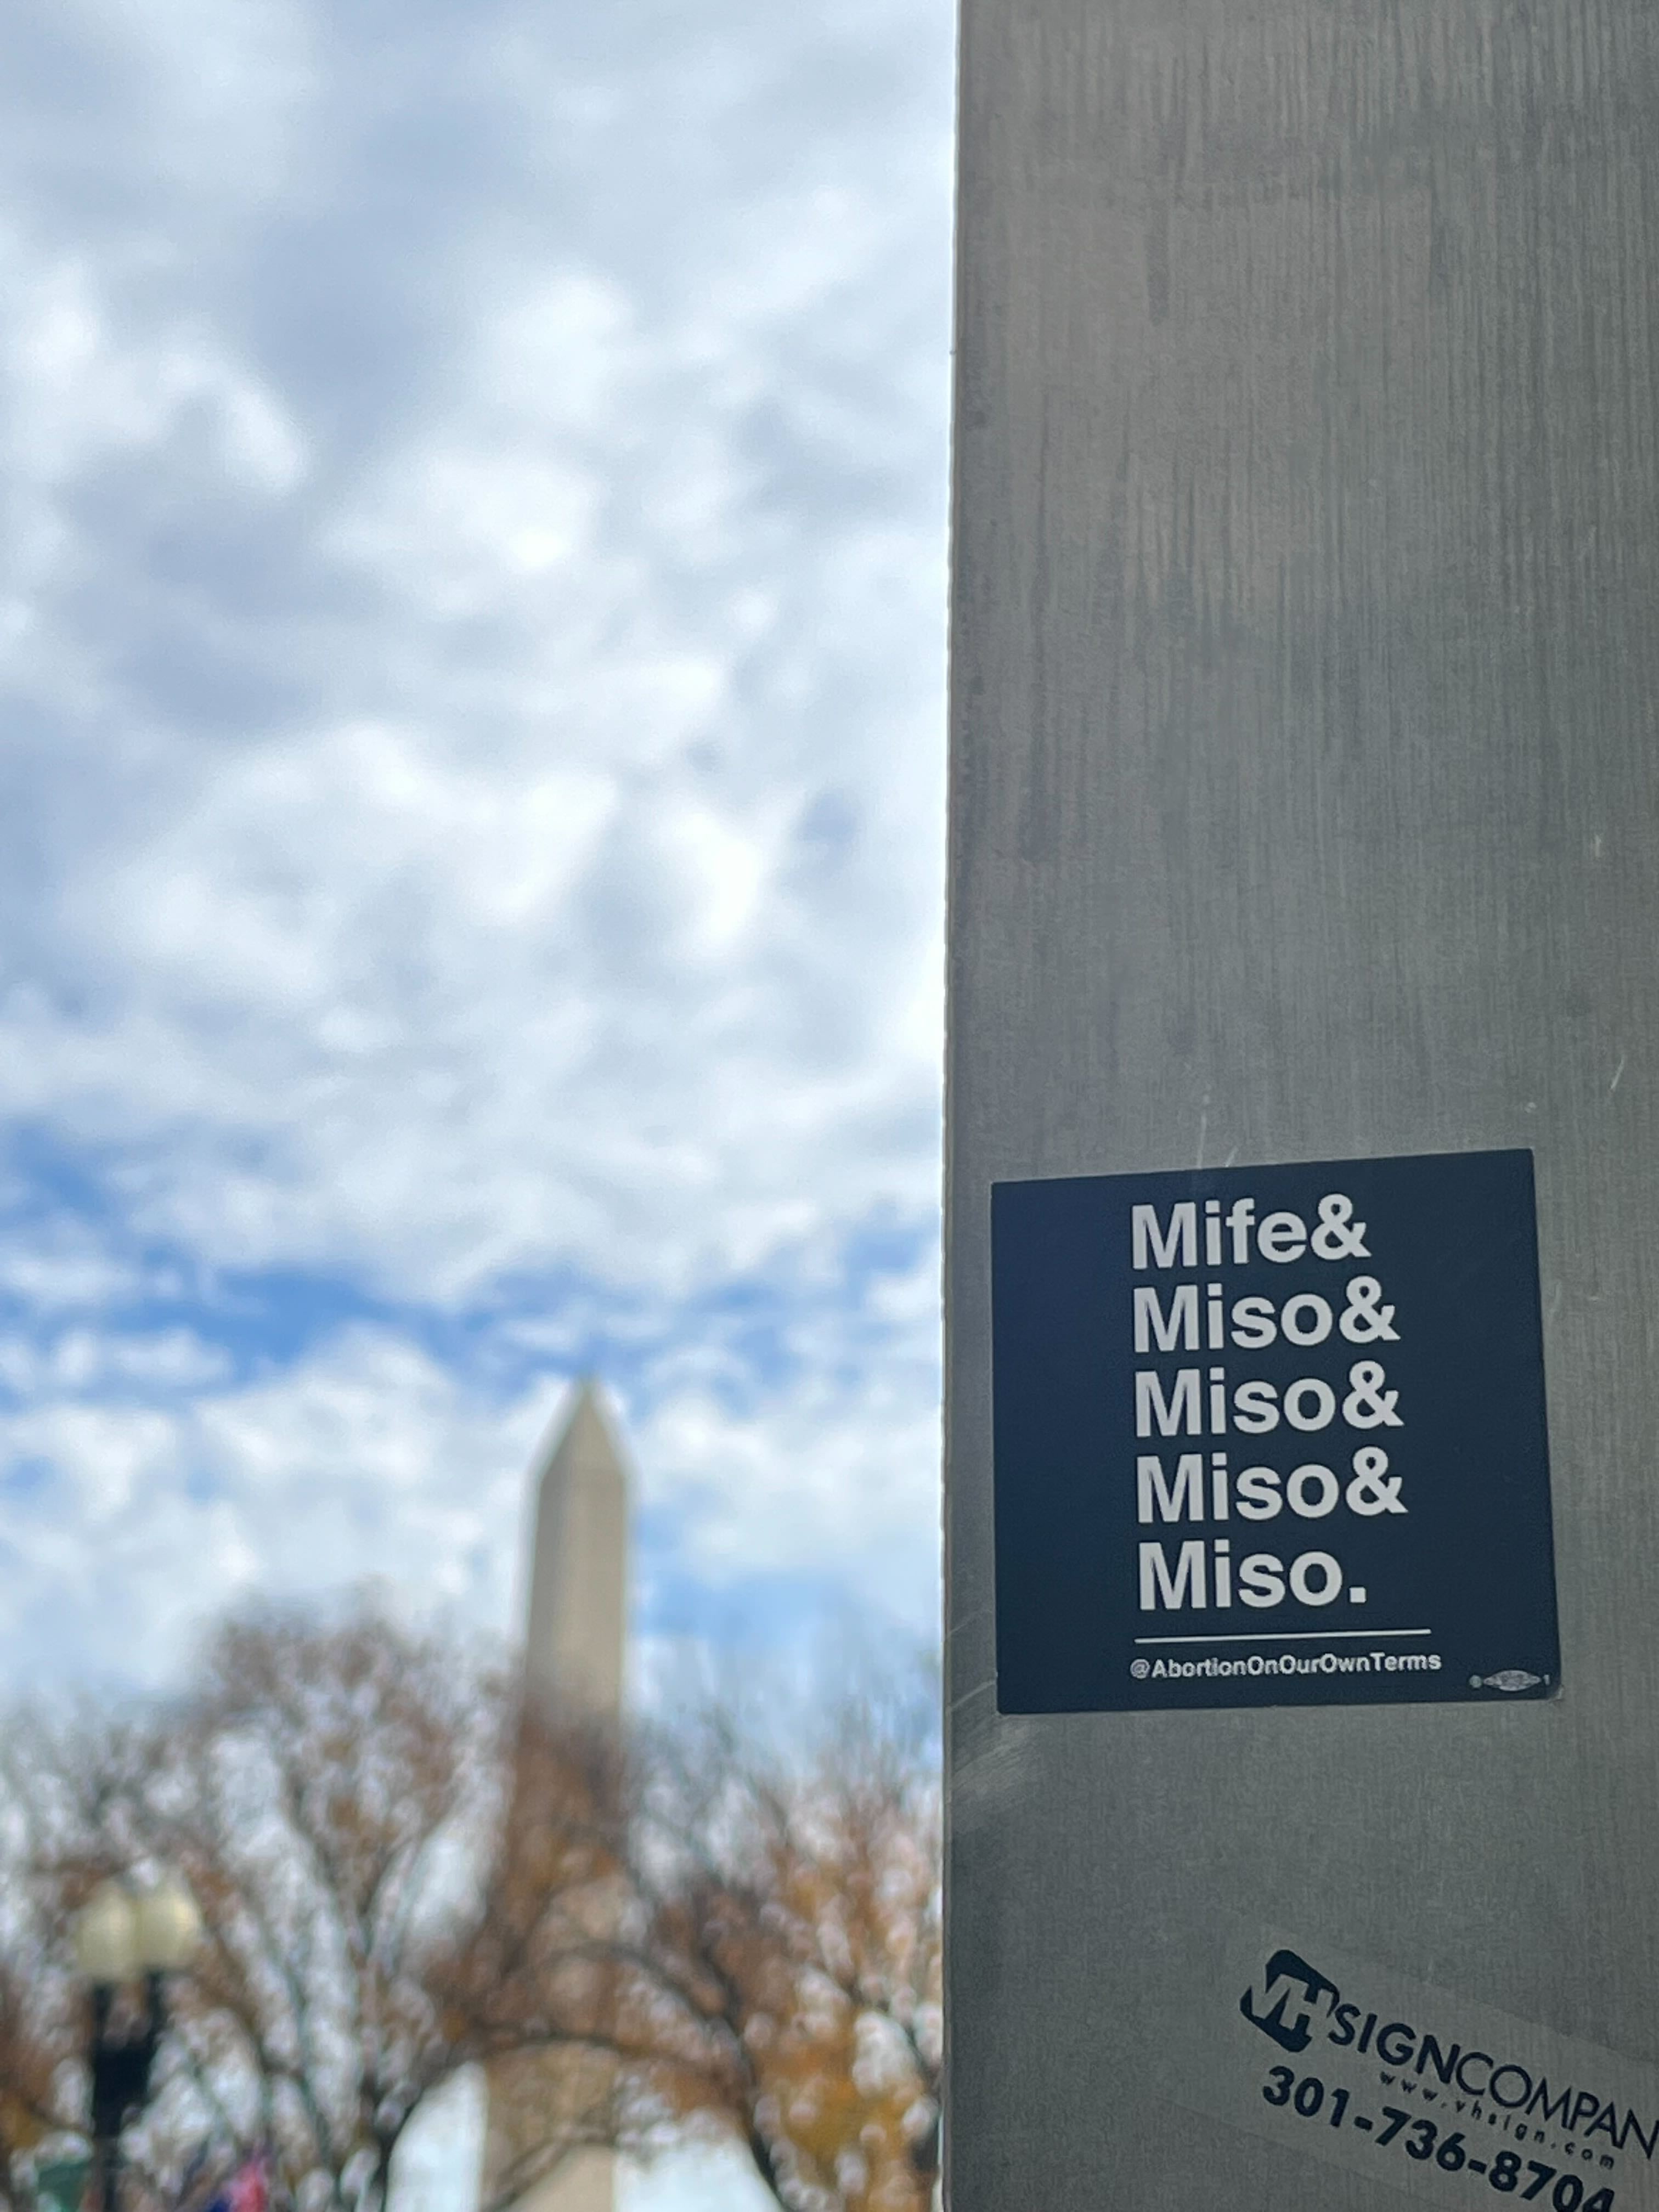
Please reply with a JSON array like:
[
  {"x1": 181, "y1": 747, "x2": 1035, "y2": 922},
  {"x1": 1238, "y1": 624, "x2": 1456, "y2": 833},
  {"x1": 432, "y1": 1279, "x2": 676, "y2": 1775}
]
[
  {"x1": 133, "y1": 1878, "x2": 203, "y2": 1974},
  {"x1": 72, "y1": 1881, "x2": 139, "y2": 1987}
]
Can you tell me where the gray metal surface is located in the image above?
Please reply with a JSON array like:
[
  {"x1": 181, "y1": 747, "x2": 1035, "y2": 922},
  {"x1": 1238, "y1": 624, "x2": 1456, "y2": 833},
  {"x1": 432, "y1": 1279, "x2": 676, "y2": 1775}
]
[{"x1": 944, "y1": 3, "x2": 1659, "y2": 2206}]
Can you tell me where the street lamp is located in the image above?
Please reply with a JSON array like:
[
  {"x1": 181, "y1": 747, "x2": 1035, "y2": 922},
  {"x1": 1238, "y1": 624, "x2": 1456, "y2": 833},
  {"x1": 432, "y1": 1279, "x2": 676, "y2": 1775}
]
[{"x1": 71, "y1": 1876, "x2": 204, "y2": 2212}]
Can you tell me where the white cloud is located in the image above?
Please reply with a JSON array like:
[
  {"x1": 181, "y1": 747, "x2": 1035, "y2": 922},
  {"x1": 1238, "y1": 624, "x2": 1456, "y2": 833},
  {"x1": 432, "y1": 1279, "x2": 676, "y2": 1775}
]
[
  {"x1": 633, "y1": 1344, "x2": 940, "y2": 1628},
  {"x1": 0, "y1": 0, "x2": 953, "y2": 1685},
  {"x1": 53, "y1": 0, "x2": 319, "y2": 199},
  {"x1": 0, "y1": 1324, "x2": 530, "y2": 1685},
  {"x1": 0, "y1": 1215, "x2": 151, "y2": 1310},
  {"x1": 0, "y1": 1269, "x2": 938, "y2": 1686},
  {"x1": 0, "y1": 1324, "x2": 228, "y2": 1393}
]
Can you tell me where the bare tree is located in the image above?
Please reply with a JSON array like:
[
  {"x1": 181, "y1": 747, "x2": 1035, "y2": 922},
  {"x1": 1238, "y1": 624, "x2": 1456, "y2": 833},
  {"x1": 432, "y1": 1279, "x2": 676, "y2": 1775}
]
[
  {"x1": 623, "y1": 1668, "x2": 942, "y2": 2212},
  {"x1": 428, "y1": 1699, "x2": 639, "y2": 2212},
  {"x1": 0, "y1": 1728, "x2": 78, "y2": 2212},
  {"x1": 7, "y1": 1603, "x2": 944, "y2": 2212},
  {"x1": 18, "y1": 1602, "x2": 634, "y2": 2212},
  {"x1": 0, "y1": 1945, "x2": 76, "y2": 2212}
]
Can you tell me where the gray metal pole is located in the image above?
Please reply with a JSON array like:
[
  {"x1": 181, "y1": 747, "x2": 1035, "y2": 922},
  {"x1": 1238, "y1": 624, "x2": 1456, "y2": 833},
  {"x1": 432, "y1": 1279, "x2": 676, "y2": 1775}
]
[{"x1": 945, "y1": 3, "x2": 1659, "y2": 2208}]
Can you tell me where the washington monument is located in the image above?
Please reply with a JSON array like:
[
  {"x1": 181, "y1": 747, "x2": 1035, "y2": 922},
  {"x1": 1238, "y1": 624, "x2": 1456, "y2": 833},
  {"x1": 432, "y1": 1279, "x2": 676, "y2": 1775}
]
[{"x1": 479, "y1": 1379, "x2": 630, "y2": 2212}]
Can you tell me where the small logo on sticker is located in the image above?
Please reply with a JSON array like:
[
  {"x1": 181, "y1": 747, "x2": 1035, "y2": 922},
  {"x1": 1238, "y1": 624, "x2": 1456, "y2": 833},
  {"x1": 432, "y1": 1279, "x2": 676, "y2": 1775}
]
[
  {"x1": 1471, "y1": 1669, "x2": 1543, "y2": 1692},
  {"x1": 1240, "y1": 1949, "x2": 1341, "y2": 2054}
]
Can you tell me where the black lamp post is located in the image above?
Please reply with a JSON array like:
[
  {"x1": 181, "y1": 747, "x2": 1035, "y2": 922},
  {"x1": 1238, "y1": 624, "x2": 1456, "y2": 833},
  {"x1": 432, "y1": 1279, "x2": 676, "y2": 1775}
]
[{"x1": 72, "y1": 1878, "x2": 202, "y2": 2212}]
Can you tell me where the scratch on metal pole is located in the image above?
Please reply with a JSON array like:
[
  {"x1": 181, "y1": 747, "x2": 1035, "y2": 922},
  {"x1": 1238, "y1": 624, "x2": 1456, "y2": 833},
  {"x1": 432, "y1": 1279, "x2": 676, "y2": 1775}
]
[
  {"x1": 948, "y1": 1679, "x2": 998, "y2": 1719},
  {"x1": 946, "y1": 1605, "x2": 992, "y2": 1645},
  {"x1": 1611, "y1": 1053, "x2": 1626, "y2": 1093}
]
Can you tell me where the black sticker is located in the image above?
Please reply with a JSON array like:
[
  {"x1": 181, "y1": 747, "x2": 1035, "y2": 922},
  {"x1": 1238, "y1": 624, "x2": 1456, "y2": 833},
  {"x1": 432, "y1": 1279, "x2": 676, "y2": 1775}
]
[{"x1": 991, "y1": 1150, "x2": 1560, "y2": 1712}]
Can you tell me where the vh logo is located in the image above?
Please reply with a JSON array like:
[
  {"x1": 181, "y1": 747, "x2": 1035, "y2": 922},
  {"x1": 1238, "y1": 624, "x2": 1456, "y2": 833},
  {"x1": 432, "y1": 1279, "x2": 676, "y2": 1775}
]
[{"x1": 1240, "y1": 1949, "x2": 1340, "y2": 2053}]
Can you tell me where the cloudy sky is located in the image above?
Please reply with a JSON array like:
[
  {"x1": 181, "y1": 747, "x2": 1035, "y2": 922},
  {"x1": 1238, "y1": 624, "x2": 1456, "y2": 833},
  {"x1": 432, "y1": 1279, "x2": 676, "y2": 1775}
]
[{"x1": 0, "y1": 0, "x2": 953, "y2": 1715}]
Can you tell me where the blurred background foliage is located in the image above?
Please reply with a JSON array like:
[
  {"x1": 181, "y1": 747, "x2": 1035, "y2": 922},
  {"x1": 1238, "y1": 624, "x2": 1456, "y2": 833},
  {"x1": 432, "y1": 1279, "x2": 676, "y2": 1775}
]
[{"x1": 0, "y1": 1600, "x2": 940, "y2": 2212}]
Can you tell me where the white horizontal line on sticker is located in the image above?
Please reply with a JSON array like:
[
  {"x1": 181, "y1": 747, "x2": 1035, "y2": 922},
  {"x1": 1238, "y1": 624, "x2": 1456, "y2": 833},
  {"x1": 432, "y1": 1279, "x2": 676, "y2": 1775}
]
[{"x1": 1133, "y1": 1629, "x2": 1433, "y2": 1645}]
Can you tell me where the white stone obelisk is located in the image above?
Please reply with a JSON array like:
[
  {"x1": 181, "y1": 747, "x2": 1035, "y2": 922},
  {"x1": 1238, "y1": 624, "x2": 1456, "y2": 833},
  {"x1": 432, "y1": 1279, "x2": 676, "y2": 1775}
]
[{"x1": 480, "y1": 1379, "x2": 629, "y2": 2212}]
